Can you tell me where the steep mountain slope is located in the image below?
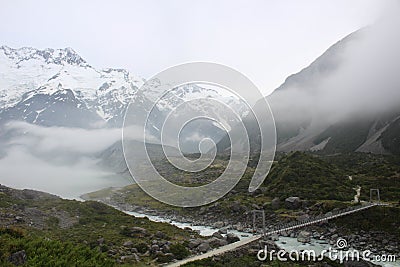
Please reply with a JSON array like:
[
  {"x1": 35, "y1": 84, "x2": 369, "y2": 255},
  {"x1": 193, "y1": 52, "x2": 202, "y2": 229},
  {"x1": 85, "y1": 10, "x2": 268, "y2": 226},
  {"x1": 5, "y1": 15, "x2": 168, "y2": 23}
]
[{"x1": 220, "y1": 19, "x2": 400, "y2": 155}]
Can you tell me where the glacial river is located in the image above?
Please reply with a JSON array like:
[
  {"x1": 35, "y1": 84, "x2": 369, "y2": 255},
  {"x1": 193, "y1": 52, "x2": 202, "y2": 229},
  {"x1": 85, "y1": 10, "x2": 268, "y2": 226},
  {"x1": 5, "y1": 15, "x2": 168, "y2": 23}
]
[{"x1": 123, "y1": 210, "x2": 399, "y2": 267}]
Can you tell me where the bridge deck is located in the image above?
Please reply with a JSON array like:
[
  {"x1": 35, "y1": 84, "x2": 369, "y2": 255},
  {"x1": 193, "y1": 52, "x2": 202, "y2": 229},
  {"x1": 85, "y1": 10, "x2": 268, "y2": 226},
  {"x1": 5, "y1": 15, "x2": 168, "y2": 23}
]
[{"x1": 167, "y1": 203, "x2": 382, "y2": 267}]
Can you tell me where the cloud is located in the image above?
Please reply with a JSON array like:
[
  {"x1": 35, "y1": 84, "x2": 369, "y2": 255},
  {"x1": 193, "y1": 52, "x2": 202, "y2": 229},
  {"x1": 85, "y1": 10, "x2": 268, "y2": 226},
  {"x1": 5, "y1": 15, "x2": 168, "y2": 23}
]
[
  {"x1": 0, "y1": 122, "x2": 133, "y2": 198},
  {"x1": 267, "y1": 12, "x2": 400, "y2": 127},
  {"x1": 0, "y1": 145, "x2": 131, "y2": 199},
  {"x1": 4, "y1": 121, "x2": 122, "y2": 154}
]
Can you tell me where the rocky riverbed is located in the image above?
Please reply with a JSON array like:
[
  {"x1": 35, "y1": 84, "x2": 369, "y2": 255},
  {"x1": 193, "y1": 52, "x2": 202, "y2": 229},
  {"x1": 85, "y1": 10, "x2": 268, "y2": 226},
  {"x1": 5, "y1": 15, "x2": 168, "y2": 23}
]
[{"x1": 84, "y1": 194, "x2": 399, "y2": 264}]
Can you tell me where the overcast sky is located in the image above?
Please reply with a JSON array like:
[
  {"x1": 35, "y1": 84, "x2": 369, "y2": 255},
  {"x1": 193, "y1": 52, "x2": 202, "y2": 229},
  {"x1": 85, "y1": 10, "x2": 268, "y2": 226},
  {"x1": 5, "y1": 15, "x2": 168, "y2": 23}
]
[{"x1": 0, "y1": 0, "x2": 393, "y2": 95}]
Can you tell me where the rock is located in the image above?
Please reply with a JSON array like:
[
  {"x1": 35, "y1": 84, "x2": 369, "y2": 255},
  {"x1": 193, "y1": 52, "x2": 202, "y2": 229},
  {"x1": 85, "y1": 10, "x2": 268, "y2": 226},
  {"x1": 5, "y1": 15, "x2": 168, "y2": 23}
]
[
  {"x1": 280, "y1": 230, "x2": 290, "y2": 237},
  {"x1": 188, "y1": 239, "x2": 202, "y2": 249},
  {"x1": 271, "y1": 197, "x2": 280, "y2": 210},
  {"x1": 251, "y1": 204, "x2": 261, "y2": 210},
  {"x1": 151, "y1": 244, "x2": 160, "y2": 252},
  {"x1": 213, "y1": 221, "x2": 224, "y2": 228},
  {"x1": 297, "y1": 214, "x2": 310, "y2": 221},
  {"x1": 130, "y1": 227, "x2": 147, "y2": 235},
  {"x1": 230, "y1": 201, "x2": 244, "y2": 212},
  {"x1": 232, "y1": 223, "x2": 244, "y2": 231},
  {"x1": 162, "y1": 244, "x2": 170, "y2": 252},
  {"x1": 207, "y1": 237, "x2": 220, "y2": 247},
  {"x1": 9, "y1": 250, "x2": 26, "y2": 266},
  {"x1": 285, "y1": 197, "x2": 301, "y2": 210},
  {"x1": 97, "y1": 237, "x2": 105, "y2": 245},
  {"x1": 218, "y1": 228, "x2": 228, "y2": 234},
  {"x1": 133, "y1": 253, "x2": 140, "y2": 262},
  {"x1": 123, "y1": 241, "x2": 133, "y2": 247},
  {"x1": 155, "y1": 231, "x2": 167, "y2": 239},
  {"x1": 212, "y1": 231, "x2": 223, "y2": 239},
  {"x1": 226, "y1": 233, "x2": 240, "y2": 244},
  {"x1": 120, "y1": 254, "x2": 138, "y2": 262},
  {"x1": 197, "y1": 242, "x2": 211, "y2": 253},
  {"x1": 297, "y1": 231, "x2": 311, "y2": 243},
  {"x1": 198, "y1": 207, "x2": 207, "y2": 215},
  {"x1": 268, "y1": 233, "x2": 279, "y2": 241},
  {"x1": 343, "y1": 260, "x2": 373, "y2": 267},
  {"x1": 313, "y1": 232, "x2": 321, "y2": 238}
]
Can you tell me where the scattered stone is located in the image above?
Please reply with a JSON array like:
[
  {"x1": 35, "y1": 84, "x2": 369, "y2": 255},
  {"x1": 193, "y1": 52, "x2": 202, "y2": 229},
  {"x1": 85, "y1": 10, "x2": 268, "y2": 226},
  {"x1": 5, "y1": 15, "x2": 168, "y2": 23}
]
[
  {"x1": 130, "y1": 227, "x2": 147, "y2": 235},
  {"x1": 197, "y1": 242, "x2": 211, "y2": 253},
  {"x1": 120, "y1": 254, "x2": 138, "y2": 262},
  {"x1": 226, "y1": 233, "x2": 240, "y2": 244},
  {"x1": 213, "y1": 221, "x2": 224, "y2": 228},
  {"x1": 9, "y1": 250, "x2": 27, "y2": 266},
  {"x1": 155, "y1": 231, "x2": 167, "y2": 239},
  {"x1": 218, "y1": 228, "x2": 228, "y2": 234},
  {"x1": 285, "y1": 197, "x2": 301, "y2": 210},
  {"x1": 297, "y1": 230, "x2": 311, "y2": 243},
  {"x1": 212, "y1": 231, "x2": 223, "y2": 239},
  {"x1": 268, "y1": 233, "x2": 279, "y2": 241},
  {"x1": 123, "y1": 241, "x2": 133, "y2": 247},
  {"x1": 230, "y1": 201, "x2": 244, "y2": 212},
  {"x1": 188, "y1": 239, "x2": 202, "y2": 249},
  {"x1": 271, "y1": 197, "x2": 280, "y2": 210},
  {"x1": 151, "y1": 244, "x2": 159, "y2": 252}
]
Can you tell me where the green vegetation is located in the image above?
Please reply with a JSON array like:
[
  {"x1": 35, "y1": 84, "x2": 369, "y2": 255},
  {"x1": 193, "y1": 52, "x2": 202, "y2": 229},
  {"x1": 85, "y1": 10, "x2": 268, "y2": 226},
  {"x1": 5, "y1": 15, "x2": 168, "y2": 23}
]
[
  {"x1": 263, "y1": 152, "x2": 353, "y2": 200},
  {"x1": 0, "y1": 227, "x2": 113, "y2": 267},
  {"x1": 0, "y1": 186, "x2": 201, "y2": 266},
  {"x1": 87, "y1": 151, "x2": 400, "y2": 233}
]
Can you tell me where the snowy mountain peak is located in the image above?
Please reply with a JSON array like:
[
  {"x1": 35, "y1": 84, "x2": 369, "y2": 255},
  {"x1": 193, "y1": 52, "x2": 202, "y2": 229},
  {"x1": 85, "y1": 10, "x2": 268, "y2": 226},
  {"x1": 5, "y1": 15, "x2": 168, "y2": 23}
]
[{"x1": 0, "y1": 45, "x2": 89, "y2": 67}]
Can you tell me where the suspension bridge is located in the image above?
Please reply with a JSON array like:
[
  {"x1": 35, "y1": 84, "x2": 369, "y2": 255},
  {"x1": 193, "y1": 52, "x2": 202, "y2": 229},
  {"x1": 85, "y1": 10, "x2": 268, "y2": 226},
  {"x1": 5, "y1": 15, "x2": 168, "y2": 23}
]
[{"x1": 167, "y1": 189, "x2": 386, "y2": 267}]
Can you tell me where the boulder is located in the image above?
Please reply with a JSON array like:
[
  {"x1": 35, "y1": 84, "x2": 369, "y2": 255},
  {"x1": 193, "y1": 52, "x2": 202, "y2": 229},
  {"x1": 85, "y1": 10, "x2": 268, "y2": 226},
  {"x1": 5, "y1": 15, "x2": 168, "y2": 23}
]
[
  {"x1": 226, "y1": 233, "x2": 240, "y2": 244},
  {"x1": 197, "y1": 242, "x2": 211, "y2": 253},
  {"x1": 155, "y1": 231, "x2": 167, "y2": 239},
  {"x1": 285, "y1": 197, "x2": 301, "y2": 210},
  {"x1": 213, "y1": 221, "x2": 224, "y2": 228},
  {"x1": 297, "y1": 230, "x2": 311, "y2": 243},
  {"x1": 188, "y1": 239, "x2": 202, "y2": 249},
  {"x1": 9, "y1": 250, "x2": 26, "y2": 266},
  {"x1": 230, "y1": 201, "x2": 244, "y2": 212},
  {"x1": 271, "y1": 197, "x2": 280, "y2": 210},
  {"x1": 207, "y1": 237, "x2": 228, "y2": 247},
  {"x1": 130, "y1": 227, "x2": 147, "y2": 235},
  {"x1": 218, "y1": 228, "x2": 228, "y2": 234},
  {"x1": 212, "y1": 231, "x2": 223, "y2": 239},
  {"x1": 123, "y1": 241, "x2": 133, "y2": 247}
]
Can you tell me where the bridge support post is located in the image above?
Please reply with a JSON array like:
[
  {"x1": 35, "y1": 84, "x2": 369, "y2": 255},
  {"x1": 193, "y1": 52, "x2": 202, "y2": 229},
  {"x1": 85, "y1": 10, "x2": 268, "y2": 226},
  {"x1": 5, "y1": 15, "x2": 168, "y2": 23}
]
[
  {"x1": 370, "y1": 189, "x2": 380, "y2": 204},
  {"x1": 252, "y1": 210, "x2": 266, "y2": 240}
]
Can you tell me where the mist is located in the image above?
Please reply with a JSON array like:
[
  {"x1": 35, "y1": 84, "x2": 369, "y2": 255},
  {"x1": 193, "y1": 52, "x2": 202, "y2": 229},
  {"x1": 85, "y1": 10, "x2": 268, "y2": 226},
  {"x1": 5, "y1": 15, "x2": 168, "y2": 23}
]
[
  {"x1": 0, "y1": 121, "x2": 132, "y2": 198},
  {"x1": 267, "y1": 12, "x2": 400, "y2": 129}
]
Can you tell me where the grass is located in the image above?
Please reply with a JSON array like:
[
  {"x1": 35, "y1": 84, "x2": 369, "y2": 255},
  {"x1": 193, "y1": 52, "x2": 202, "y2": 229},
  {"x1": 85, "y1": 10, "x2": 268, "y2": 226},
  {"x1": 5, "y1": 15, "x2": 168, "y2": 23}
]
[{"x1": 0, "y1": 186, "x2": 202, "y2": 266}]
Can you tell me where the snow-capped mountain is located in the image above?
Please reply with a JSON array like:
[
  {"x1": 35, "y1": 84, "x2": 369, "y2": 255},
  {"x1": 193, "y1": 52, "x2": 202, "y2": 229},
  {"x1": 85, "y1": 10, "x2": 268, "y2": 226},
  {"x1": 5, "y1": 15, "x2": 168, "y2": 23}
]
[
  {"x1": 0, "y1": 45, "x2": 145, "y2": 127},
  {"x1": 0, "y1": 45, "x2": 248, "y2": 153}
]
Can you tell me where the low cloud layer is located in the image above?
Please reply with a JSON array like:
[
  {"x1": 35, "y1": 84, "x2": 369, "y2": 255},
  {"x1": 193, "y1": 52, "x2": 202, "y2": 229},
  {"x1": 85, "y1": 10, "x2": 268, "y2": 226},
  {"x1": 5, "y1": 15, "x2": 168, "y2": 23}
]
[
  {"x1": 268, "y1": 13, "x2": 400, "y2": 127},
  {"x1": 0, "y1": 122, "x2": 132, "y2": 198}
]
